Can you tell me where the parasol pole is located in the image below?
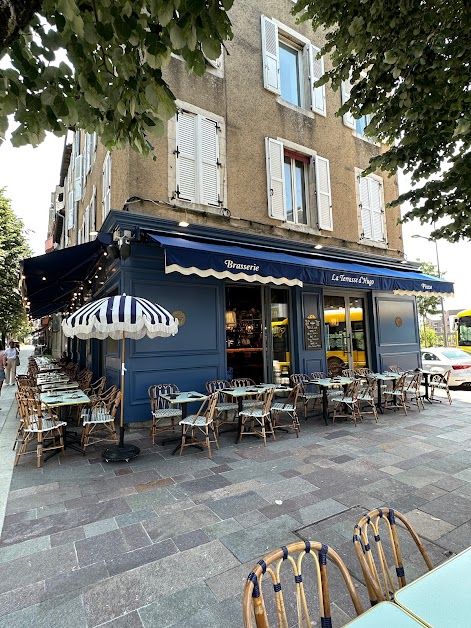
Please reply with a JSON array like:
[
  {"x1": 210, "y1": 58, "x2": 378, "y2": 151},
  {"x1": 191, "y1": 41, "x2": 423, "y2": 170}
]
[{"x1": 119, "y1": 329, "x2": 125, "y2": 448}]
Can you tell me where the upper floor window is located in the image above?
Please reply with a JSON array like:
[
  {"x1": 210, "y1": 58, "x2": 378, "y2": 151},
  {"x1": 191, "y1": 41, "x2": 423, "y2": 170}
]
[
  {"x1": 357, "y1": 171, "x2": 386, "y2": 243},
  {"x1": 261, "y1": 16, "x2": 326, "y2": 116},
  {"x1": 266, "y1": 138, "x2": 332, "y2": 230},
  {"x1": 175, "y1": 109, "x2": 222, "y2": 207}
]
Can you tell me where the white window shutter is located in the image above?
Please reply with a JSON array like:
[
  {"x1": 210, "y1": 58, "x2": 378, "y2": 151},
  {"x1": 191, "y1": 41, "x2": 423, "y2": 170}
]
[
  {"x1": 199, "y1": 117, "x2": 220, "y2": 206},
  {"x1": 67, "y1": 189, "x2": 74, "y2": 229},
  {"x1": 370, "y1": 178, "x2": 385, "y2": 241},
  {"x1": 341, "y1": 80, "x2": 355, "y2": 129},
  {"x1": 261, "y1": 16, "x2": 280, "y2": 94},
  {"x1": 102, "y1": 152, "x2": 111, "y2": 217},
  {"x1": 176, "y1": 111, "x2": 197, "y2": 202},
  {"x1": 74, "y1": 155, "x2": 83, "y2": 202},
  {"x1": 309, "y1": 45, "x2": 326, "y2": 116},
  {"x1": 265, "y1": 137, "x2": 286, "y2": 221},
  {"x1": 315, "y1": 156, "x2": 333, "y2": 230},
  {"x1": 84, "y1": 205, "x2": 90, "y2": 242},
  {"x1": 359, "y1": 176, "x2": 373, "y2": 239}
]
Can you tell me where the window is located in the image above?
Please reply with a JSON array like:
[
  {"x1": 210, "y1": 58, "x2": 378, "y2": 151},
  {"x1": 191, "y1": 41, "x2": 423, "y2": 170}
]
[
  {"x1": 261, "y1": 16, "x2": 326, "y2": 116},
  {"x1": 357, "y1": 172, "x2": 385, "y2": 242},
  {"x1": 175, "y1": 109, "x2": 221, "y2": 207},
  {"x1": 266, "y1": 138, "x2": 332, "y2": 230},
  {"x1": 102, "y1": 152, "x2": 111, "y2": 218},
  {"x1": 342, "y1": 79, "x2": 376, "y2": 140}
]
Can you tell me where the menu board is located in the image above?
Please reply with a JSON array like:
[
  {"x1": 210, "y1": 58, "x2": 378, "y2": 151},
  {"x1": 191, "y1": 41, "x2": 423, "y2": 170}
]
[{"x1": 304, "y1": 316, "x2": 322, "y2": 350}]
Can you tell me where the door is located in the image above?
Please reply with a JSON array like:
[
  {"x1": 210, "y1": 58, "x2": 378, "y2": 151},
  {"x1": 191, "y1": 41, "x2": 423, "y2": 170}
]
[
  {"x1": 323, "y1": 294, "x2": 368, "y2": 374},
  {"x1": 225, "y1": 285, "x2": 292, "y2": 383}
]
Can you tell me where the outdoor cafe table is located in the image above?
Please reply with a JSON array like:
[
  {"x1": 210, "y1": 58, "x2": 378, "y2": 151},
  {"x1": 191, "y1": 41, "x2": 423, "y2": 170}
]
[
  {"x1": 159, "y1": 391, "x2": 209, "y2": 454},
  {"x1": 394, "y1": 546, "x2": 471, "y2": 627},
  {"x1": 343, "y1": 601, "x2": 425, "y2": 627},
  {"x1": 39, "y1": 390, "x2": 90, "y2": 457},
  {"x1": 307, "y1": 377, "x2": 353, "y2": 425},
  {"x1": 39, "y1": 381, "x2": 80, "y2": 392},
  {"x1": 36, "y1": 374, "x2": 69, "y2": 385},
  {"x1": 223, "y1": 384, "x2": 291, "y2": 443}
]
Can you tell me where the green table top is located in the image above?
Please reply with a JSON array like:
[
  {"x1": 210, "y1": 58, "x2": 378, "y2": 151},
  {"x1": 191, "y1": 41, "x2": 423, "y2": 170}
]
[
  {"x1": 395, "y1": 547, "x2": 471, "y2": 627},
  {"x1": 344, "y1": 601, "x2": 425, "y2": 626}
]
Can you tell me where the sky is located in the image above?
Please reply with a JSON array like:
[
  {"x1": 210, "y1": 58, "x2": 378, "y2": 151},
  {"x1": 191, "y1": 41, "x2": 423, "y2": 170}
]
[{"x1": 0, "y1": 133, "x2": 468, "y2": 312}]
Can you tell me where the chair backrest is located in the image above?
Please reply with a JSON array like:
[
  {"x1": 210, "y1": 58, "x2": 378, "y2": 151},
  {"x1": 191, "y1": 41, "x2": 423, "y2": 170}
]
[
  {"x1": 310, "y1": 371, "x2": 326, "y2": 379},
  {"x1": 244, "y1": 388, "x2": 275, "y2": 415},
  {"x1": 342, "y1": 379, "x2": 362, "y2": 400},
  {"x1": 393, "y1": 373, "x2": 409, "y2": 391},
  {"x1": 231, "y1": 378, "x2": 256, "y2": 387},
  {"x1": 243, "y1": 540, "x2": 363, "y2": 628},
  {"x1": 342, "y1": 369, "x2": 357, "y2": 378},
  {"x1": 387, "y1": 365, "x2": 404, "y2": 374},
  {"x1": 406, "y1": 371, "x2": 422, "y2": 392},
  {"x1": 290, "y1": 373, "x2": 309, "y2": 386},
  {"x1": 360, "y1": 376, "x2": 377, "y2": 398},
  {"x1": 356, "y1": 367, "x2": 373, "y2": 376},
  {"x1": 353, "y1": 507, "x2": 434, "y2": 605},
  {"x1": 148, "y1": 384, "x2": 180, "y2": 411},
  {"x1": 206, "y1": 379, "x2": 230, "y2": 394},
  {"x1": 188, "y1": 392, "x2": 219, "y2": 425},
  {"x1": 431, "y1": 369, "x2": 451, "y2": 386},
  {"x1": 282, "y1": 383, "x2": 301, "y2": 408},
  {"x1": 88, "y1": 376, "x2": 107, "y2": 396}
]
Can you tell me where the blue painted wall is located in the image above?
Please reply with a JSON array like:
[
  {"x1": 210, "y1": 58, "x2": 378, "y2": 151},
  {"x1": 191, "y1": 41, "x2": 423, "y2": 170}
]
[{"x1": 373, "y1": 294, "x2": 421, "y2": 371}]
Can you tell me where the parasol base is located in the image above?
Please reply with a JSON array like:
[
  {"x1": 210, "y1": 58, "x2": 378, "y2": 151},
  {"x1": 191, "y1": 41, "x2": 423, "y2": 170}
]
[{"x1": 102, "y1": 444, "x2": 141, "y2": 462}]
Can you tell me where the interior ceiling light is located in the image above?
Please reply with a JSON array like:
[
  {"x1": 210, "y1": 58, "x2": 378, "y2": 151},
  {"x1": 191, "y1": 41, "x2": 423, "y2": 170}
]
[{"x1": 179, "y1": 221, "x2": 189, "y2": 228}]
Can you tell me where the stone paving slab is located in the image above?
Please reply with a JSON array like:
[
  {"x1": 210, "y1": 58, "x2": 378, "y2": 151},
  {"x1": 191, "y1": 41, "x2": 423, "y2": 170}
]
[{"x1": 1, "y1": 354, "x2": 471, "y2": 626}]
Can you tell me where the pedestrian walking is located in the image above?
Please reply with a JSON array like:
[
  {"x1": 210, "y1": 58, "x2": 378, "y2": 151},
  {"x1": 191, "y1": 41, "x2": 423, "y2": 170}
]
[
  {"x1": 0, "y1": 343, "x2": 6, "y2": 406},
  {"x1": 4, "y1": 341, "x2": 19, "y2": 386}
]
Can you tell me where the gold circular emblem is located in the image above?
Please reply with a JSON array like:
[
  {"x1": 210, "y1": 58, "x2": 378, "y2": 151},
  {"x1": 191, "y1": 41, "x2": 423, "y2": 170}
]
[
  {"x1": 172, "y1": 310, "x2": 186, "y2": 327},
  {"x1": 395, "y1": 317, "x2": 403, "y2": 327}
]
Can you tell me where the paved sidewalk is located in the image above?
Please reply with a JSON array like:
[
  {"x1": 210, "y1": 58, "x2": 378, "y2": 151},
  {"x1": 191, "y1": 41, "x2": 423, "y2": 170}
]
[{"x1": 0, "y1": 360, "x2": 470, "y2": 627}]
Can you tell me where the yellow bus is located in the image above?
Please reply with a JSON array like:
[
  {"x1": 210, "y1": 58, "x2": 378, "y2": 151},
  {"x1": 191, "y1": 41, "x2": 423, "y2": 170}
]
[{"x1": 455, "y1": 309, "x2": 471, "y2": 353}]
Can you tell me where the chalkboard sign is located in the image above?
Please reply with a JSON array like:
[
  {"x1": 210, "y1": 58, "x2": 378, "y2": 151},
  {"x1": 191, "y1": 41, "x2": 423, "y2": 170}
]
[{"x1": 304, "y1": 316, "x2": 322, "y2": 350}]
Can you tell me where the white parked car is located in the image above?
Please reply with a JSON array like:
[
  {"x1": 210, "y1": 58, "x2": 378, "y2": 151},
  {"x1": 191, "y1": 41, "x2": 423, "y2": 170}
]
[{"x1": 421, "y1": 347, "x2": 471, "y2": 387}]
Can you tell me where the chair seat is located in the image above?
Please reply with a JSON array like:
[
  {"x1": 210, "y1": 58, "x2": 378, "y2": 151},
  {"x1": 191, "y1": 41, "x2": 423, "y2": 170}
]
[
  {"x1": 216, "y1": 402, "x2": 239, "y2": 411},
  {"x1": 431, "y1": 381, "x2": 447, "y2": 389},
  {"x1": 180, "y1": 415, "x2": 212, "y2": 427},
  {"x1": 152, "y1": 408, "x2": 183, "y2": 418},
  {"x1": 240, "y1": 408, "x2": 270, "y2": 418},
  {"x1": 384, "y1": 389, "x2": 404, "y2": 397},
  {"x1": 83, "y1": 412, "x2": 114, "y2": 426},
  {"x1": 358, "y1": 393, "x2": 374, "y2": 401},
  {"x1": 302, "y1": 393, "x2": 323, "y2": 400},
  {"x1": 25, "y1": 418, "x2": 67, "y2": 433},
  {"x1": 271, "y1": 402, "x2": 296, "y2": 412},
  {"x1": 332, "y1": 397, "x2": 358, "y2": 403}
]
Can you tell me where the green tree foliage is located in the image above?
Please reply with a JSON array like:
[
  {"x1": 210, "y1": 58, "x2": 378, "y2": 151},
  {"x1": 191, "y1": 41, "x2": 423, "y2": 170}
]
[
  {"x1": 0, "y1": 189, "x2": 31, "y2": 345},
  {"x1": 294, "y1": 0, "x2": 471, "y2": 242},
  {"x1": 415, "y1": 260, "x2": 442, "y2": 321},
  {"x1": 420, "y1": 326, "x2": 437, "y2": 350},
  {"x1": 0, "y1": 0, "x2": 233, "y2": 154}
]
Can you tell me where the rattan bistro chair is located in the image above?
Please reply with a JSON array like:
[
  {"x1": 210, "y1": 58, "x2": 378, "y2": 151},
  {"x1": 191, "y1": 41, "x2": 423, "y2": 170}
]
[
  {"x1": 429, "y1": 369, "x2": 452, "y2": 404},
  {"x1": 243, "y1": 541, "x2": 364, "y2": 628},
  {"x1": 239, "y1": 388, "x2": 275, "y2": 446},
  {"x1": 353, "y1": 507, "x2": 434, "y2": 606},
  {"x1": 382, "y1": 373, "x2": 409, "y2": 415},
  {"x1": 179, "y1": 392, "x2": 219, "y2": 458},
  {"x1": 14, "y1": 398, "x2": 66, "y2": 467},
  {"x1": 405, "y1": 371, "x2": 425, "y2": 411},
  {"x1": 81, "y1": 390, "x2": 122, "y2": 450},
  {"x1": 331, "y1": 379, "x2": 362, "y2": 426},
  {"x1": 270, "y1": 384, "x2": 301, "y2": 437},
  {"x1": 290, "y1": 374, "x2": 323, "y2": 419},
  {"x1": 357, "y1": 376, "x2": 378, "y2": 422},
  {"x1": 206, "y1": 379, "x2": 239, "y2": 434},
  {"x1": 148, "y1": 384, "x2": 182, "y2": 445}
]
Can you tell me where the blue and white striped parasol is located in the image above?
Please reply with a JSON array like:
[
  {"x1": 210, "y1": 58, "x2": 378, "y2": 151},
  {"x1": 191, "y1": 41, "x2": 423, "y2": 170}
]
[
  {"x1": 61, "y1": 294, "x2": 179, "y2": 461},
  {"x1": 62, "y1": 294, "x2": 179, "y2": 340}
]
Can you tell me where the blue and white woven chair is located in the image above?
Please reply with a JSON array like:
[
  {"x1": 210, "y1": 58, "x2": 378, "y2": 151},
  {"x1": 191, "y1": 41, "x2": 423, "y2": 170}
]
[
  {"x1": 243, "y1": 540, "x2": 363, "y2": 627},
  {"x1": 331, "y1": 379, "x2": 363, "y2": 426},
  {"x1": 239, "y1": 388, "x2": 275, "y2": 446},
  {"x1": 357, "y1": 376, "x2": 379, "y2": 422},
  {"x1": 148, "y1": 384, "x2": 182, "y2": 445},
  {"x1": 179, "y1": 392, "x2": 219, "y2": 458},
  {"x1": 270, "y1": 384, "x2": 301, "y2": 436},
  {"x1": 429, "y1": 369, "x2": 452, "y2": 404},
  {"x1": 14, "y1": 397, "x2": 66, "y2": 467},
  {"x1": 290, "y1": 374, "x2": 323, "y2": 419},
  {"x1": 206, "y1": 379, "x2": 239, "y2": 434},
  {"x1": 81, "y1": 390, "x2": 121, "y2": 450}
]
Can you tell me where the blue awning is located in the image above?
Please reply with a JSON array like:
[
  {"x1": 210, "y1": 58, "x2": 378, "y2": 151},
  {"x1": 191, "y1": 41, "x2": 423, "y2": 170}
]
[
  {"x1": 149, "y1": 234, "x2": 454, "y2": 296},
  {"x1": 21, "y1": 237, "x2": 109, "y2": 319}
]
